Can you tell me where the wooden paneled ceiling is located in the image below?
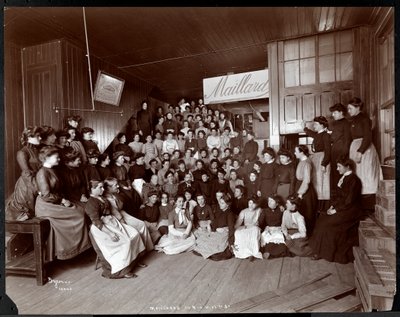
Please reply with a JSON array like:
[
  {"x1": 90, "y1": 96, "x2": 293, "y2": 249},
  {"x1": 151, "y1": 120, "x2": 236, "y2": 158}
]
[{"x1": 5, "y1": 6, "x2": 388, "y2": 104}]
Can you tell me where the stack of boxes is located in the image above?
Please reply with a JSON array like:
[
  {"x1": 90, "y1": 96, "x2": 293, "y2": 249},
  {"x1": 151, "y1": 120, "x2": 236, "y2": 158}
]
[{"x1": 354, "y1": 180, "x2": 396, "y2": 311}]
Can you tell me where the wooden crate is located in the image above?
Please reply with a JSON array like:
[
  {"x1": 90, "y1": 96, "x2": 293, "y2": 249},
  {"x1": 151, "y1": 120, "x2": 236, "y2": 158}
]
[
  {"x1": 358, "y1": 225, "x2": 395, "y2": 254},
  {"x1": 378, "y1": 180, "x2": 395, "y2": 196},
  {"x1": 376, "y1": 193, "x2": 395, "y2": 210},
  {"x1": 374, "y1": 205, "x2": 395, "y2": 228},
  {"x1": 353, "y1": 247, "x2": 396, "y2": 312}
]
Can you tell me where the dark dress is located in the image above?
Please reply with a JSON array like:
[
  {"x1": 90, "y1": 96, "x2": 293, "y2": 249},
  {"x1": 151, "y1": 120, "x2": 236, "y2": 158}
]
[
  {"x1": 35, "y1": 167, "x2": 91, "y2": 261},
  {"x1": 243, "y1": 140, "x2": 259, "y2": 163},
  {"x1": 83, "y1": 164, "x2": 101, "y2": 193},
  {"x1": 308, "y1": 172, "x2": 362, "y2": 263},
  {"x1": 260, "y1": 161, "x2": 277, "y2": 200},
  {"x1": 115, "y1": 143, "x2": 134, "y2": 158},
  {"x1": 6, "y1": 144, "x2": 41, "y2": 220},
  {"x1": 260, "y1": 207, "x2": 288, "y2": 258},
  {"x1": 231, "y1": 196, "x2": 248, "y2": 217},
  {"x1": 111, "y1": 164, "x2": 142, "y2": 216},
  {"x1": 245, "y1": 178, "x2": 260, "y2": 199},
  {"x1": 58, "y1": 165, "x2": 88, "y2": 204},
  {"x1": 329, "y1": 118, "x2": 351, "y2": 196},
  {"x1": 209, "y1": 205, "x2": 235, "y2": 260},
  {"x1": 137, "y1": 109, "x2": 153, "y2": 140},
  {"x1": 273, "y1": 162, "x2": 296, "y2": 200},
  {"x1": 210, "y1": 179, "x2": 232, "y2": 203},
  {"x1": 81, "y1": 140, "x2": 100, "y2": 154},
  {"x1": 97, "y1": 165, "x2": 113, "y2": 180}
]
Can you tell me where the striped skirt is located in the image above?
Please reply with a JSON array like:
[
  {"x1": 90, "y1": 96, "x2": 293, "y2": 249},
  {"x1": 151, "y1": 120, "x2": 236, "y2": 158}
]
[
  {"x1": 310, "y1": 152, "x2": 330, "y2": 200},
  {"x1": 193, "y1": 228, "x2": 229, "y2": 259},
  {"x1": 349, "y1": 139, "x2": 382, "y2": 195}
]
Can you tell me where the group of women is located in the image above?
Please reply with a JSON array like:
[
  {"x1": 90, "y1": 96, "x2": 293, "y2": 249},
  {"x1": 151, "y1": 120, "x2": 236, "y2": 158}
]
[{"x1": 6, "y1": 96, "x2": 382, "y2": 281}]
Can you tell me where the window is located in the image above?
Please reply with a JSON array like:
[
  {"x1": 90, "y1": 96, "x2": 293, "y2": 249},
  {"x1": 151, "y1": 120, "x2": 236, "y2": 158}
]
[
  {"x1": 378, "y1": 27, "x2": 395, "y2": 161},
  {"x1": 283, "y1": 30, "x2": 353, "y2": 88}
]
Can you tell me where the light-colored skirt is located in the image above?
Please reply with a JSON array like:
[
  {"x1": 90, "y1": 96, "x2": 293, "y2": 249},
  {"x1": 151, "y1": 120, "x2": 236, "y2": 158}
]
[
  {"x1": 35, "y1": 196, "x2": 91, "y2": 261},
  {"x1": 349, "y1": 139, "x2": 382, "y2": 195},
  {"x1": 261, "y1": 226, "x2": 285, "y2": 246},
  {"x1": 193, "y1": 227, "x2": 229, "y2": 259},
  {"x1": 132, "y1": 178, "x2": 145, "y2": 198},
  {"x1": 120, "y1": 211, "x2": 154, "y2": 251},
  {"x1": 233, "y1": 225, "x2": 262, "y2": 259},
  {"x1": 90, "y1": 215, "x2": 146, "y2": 274},
  {"x1": 310, "y1": 152, "x2": 330, "y2": 200},
  {"x1": 155, "y1": 229, "x2": 195, "y2": 255}
]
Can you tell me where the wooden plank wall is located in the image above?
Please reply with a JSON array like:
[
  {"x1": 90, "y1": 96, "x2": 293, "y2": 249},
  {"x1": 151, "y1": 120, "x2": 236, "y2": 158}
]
[
  {"x1": 4, "y1": 42, "x2": 25, "y2": 199},
  {"x1": 60, "y1": 40, "x2": 156, "y2": 152},
  {"x1": 7, "y1": 39, "x2": 162, "y2": 197}
]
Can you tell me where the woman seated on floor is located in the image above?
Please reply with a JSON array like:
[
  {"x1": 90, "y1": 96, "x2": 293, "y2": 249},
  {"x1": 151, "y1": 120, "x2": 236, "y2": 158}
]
[
  {"x1": 138, "y1": 191, "x2": 162, "y2": 244},
  {"x1": 260, "y1": 195, "x2": 288, "y2": 259},
  {"x1": 193, "y1": 193, "x2": 235, "y2": 260},
  {"x1": 308, "y1": 158, "x2": 362, "y2": 264},
  {"x1": 232, "y1": 196, "x2": 263, "y2": 261},
  {"x1": 281, "y1": 196, "x2": 312, "y2": 257},
  {"x1": 155, "y1": 195, "x2": 195, "y2": 255},
  {"x1": 85, "y1": 180, "x2": 146, "y2": 279},
  {"x1": 157, "y1": 192, "x2": 174, "y2": 235},
  {"x1": 103, "y1": 177, "x2": 154, "y2": 252},
  {"x1": 34, "y1": 146, "x2": 91, "y2": 262}
]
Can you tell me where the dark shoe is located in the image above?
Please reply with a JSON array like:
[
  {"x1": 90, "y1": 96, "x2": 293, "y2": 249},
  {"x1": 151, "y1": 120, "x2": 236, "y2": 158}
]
[
  {"x1": 124, "y1": 272, "x2": 138, "y2": 279},
  {"x1": 249, "y1": 256, "x2": 255, "y2": 262}
]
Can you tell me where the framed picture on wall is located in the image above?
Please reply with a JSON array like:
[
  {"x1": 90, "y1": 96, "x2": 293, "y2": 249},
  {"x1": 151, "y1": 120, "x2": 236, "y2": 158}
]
[{"x1": 93, "y1": 70, "x2": 125, "y2": 106}]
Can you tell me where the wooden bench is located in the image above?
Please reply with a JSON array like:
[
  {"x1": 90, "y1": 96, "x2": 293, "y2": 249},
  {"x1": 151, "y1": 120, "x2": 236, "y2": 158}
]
[{"x1": 5, "y1": 218, "x2": 50, "y2": 286}]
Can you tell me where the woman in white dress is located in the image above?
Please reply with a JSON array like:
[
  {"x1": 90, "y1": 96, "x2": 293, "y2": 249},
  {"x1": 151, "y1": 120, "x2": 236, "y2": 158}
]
[
  {"x1": 155, "y1": 195, "x2": 195, "y2": 255},
  {"x1": 103, "y1": 177, "x2": 154, "y2": 252},
  {"x1": 233, "y1": 197, "x2": 263, "y2": 261},
  {"x1": 85, "y1": 180, "x2": 146, "y2": 279}
]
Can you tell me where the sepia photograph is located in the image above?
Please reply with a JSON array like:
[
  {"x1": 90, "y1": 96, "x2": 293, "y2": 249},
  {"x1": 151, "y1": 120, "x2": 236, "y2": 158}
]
[{"x1": 3, "y1": 4, "x2": 396, "y2": 314}]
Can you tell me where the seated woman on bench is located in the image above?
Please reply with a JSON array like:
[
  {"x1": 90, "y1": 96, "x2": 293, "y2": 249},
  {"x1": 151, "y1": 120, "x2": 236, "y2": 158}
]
[
  {"x1": 34, "y1": 146, "x2": 91, "y2": 262},
  {"x1": 85, "y1": 180, "x2": 146, "y2": 279}
]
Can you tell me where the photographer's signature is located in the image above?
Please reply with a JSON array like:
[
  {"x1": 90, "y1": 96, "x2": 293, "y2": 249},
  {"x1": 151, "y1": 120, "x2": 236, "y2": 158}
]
[{"x1": 47, "y1": 277, "x2": 72, "y2": 291}]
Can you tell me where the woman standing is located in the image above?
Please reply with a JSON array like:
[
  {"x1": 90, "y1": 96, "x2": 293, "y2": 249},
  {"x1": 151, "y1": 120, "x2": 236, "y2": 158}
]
[
  {"x1": 136, "y1": 100, "x2": 153, "y2": 142},
  {"x1": 35, "y1": 146, "x2": 91, "y2": 261},
  {"x1": 308, "y1": 158, "x2": 362, "y2": 263},
  {"x1": 303, "y1": 116, "x2": 331, "y2": 212},
  {"x1": 6, "y1": 127, "x2": 42, "y2": 221},
  {"x1": 347, "y1": 97, "x2": 382, "y2": 210},
  {"x1": 328, "y1": 103, "x2": 351, "y2": 197},
  {"x1": 273, "y1": 149, "x2": 296, "y2": 200},
  {"x1": 260, "y1": 147, "x2": 278, "y2": 201},
  {"x1": 155, "y1": 195, "x2": 195, "y2": 255},
  {"x1": 85, "y1": 180, "x2": 146, "y2": 279},
  {"x1": 293, "y1": 145, "x2": 317, "y2": 236},
  {"x1": 233, "y1": 197, "x2": 263, "y2": 260}
]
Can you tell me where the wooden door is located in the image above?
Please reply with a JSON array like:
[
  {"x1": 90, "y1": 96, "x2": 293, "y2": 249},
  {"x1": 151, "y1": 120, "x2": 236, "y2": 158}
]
[{"x1": 24, "y1": 64, "x2": 58, "y2": 127}]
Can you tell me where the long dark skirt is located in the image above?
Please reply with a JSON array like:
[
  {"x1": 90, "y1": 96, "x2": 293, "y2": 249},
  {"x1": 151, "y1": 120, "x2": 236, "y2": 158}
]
[
  {"x1": 295, "y1": 179, "x2": 318, "y2": 237},
  {"x1": 308, "y1": 206, "x2": 362, "y2": 264},
  {"x1": 6, "y1": 175, "x2": 37, "y2": 221}
]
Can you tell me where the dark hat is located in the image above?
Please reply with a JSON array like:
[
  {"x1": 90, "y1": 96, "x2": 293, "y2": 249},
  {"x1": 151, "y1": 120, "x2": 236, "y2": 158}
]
[
  {"x1": 262, "y1": 147, "x2": 276, "y2": 158},
  {"x1": 112, "y1": 151, "x2": 126, "y2": 161}
]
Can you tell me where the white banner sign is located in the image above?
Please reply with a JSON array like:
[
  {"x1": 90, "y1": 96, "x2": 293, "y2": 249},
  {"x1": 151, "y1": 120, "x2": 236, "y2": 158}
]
[{"x1": 203, "y1": 69, "x2": 269, "y2": 105}]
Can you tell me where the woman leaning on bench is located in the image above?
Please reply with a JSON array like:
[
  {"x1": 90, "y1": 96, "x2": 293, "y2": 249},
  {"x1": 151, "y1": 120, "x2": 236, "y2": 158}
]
[{"x1": 34, "y1": 146, "x2": 91, "y2": 262}]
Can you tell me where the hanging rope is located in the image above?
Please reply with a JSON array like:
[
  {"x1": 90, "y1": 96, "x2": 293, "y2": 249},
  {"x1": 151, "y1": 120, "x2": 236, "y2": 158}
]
[{"x1": 83, "y1": 7, "x2": 95, "y2": 111}]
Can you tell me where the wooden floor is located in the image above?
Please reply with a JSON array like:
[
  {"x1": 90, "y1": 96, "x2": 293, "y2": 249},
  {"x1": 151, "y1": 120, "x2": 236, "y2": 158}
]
[{"x1": 6, "y1": 248, "x2": 357, "y2": 314}]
